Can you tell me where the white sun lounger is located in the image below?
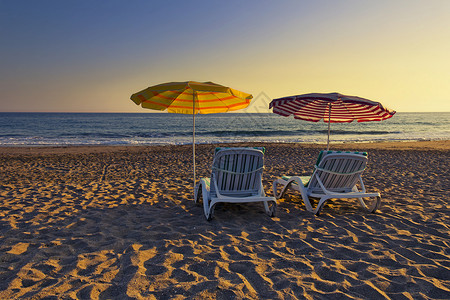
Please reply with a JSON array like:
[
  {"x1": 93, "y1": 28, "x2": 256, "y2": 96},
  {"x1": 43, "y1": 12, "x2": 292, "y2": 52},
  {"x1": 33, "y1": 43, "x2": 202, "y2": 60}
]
[
  {"x1": 273, "y1": 151, "x2": 381, "y2": 215},
  {"x1": 195, "y1": 147, "x2": 277, "y2": 220}
]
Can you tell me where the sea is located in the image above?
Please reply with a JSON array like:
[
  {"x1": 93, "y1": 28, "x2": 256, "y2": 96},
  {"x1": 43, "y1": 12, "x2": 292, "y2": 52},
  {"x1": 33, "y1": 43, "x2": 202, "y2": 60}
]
[{"x1": 0, "y1": 112, "x2": 448, "y2": 147}]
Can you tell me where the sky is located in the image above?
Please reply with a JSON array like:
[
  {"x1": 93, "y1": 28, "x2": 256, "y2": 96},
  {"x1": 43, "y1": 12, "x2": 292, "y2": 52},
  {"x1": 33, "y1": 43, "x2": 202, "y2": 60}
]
[{"x1": 1, "y1": 0, "x2": 449, "y2": 113}]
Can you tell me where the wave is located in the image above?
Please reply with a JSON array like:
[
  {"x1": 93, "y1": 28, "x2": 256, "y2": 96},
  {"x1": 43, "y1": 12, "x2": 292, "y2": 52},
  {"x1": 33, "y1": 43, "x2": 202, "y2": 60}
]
[
  {"x1": 194, "y1": 129, "x2": 400, "y2": 137},
  {"x1": 0, "y1": 129, "x2": 411, "y2": 141},
  {"x1": 315, "y1": 129, "x2": 399, "y2": 135},
  {"x1": 55, "y1": 132, "x2": 193, "y2": 139}
]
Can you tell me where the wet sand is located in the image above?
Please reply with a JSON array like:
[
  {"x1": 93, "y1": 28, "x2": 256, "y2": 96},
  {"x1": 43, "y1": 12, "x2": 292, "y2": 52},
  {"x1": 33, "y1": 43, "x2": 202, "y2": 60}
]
[{"x1": 0, "y1": 141, "x2": 449, "y2": 299}]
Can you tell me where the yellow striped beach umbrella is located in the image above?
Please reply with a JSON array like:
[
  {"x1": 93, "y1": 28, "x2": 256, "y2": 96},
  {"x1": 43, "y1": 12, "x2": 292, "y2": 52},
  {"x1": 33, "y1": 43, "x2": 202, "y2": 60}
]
[{"x1": 131, "y1": 81, "x2": 253, "y2": 193}]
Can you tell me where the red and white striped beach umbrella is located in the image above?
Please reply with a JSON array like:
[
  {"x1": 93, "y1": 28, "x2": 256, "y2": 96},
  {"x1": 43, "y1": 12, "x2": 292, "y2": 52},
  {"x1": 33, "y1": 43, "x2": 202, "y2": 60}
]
[{"x1": 269, "y1": 92, "x2": 396, "y2": 150}]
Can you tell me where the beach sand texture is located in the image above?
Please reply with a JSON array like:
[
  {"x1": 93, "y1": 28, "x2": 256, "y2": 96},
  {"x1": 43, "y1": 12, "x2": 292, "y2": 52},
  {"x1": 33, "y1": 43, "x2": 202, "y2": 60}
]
[{"x1": 0, "y1": 141, "x2": 449, "y2": 299}]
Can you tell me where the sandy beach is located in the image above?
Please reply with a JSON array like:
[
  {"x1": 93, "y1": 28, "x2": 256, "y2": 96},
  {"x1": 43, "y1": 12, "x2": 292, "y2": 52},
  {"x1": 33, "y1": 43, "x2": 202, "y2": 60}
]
[{"x1": 0, "y1": 141, "x2": 449, "y2": 299}]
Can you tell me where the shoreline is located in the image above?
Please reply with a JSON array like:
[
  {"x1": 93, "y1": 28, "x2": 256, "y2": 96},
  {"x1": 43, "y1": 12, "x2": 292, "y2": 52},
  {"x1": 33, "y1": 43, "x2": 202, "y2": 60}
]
[{"x1": 0, "y1": 140, "x2": 449, "y2": 155}]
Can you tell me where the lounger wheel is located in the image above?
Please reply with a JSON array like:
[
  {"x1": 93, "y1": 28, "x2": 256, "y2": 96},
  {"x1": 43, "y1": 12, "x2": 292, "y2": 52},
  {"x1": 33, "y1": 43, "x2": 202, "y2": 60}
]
[
  {"x1": 360, "y1": 196, "x2": 381, "y2": 213},
  {"x1": 374, "y1": 196, "x2": 382, "y2": 212}
]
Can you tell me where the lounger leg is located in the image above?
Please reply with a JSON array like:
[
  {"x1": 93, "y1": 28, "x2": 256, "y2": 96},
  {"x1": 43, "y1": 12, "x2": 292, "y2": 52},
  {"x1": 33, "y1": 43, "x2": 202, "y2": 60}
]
[
  {"x1": 274, "y1": 177, "x2": 315, "y2": 213},
  {"x1": 205, "y1": 201, "x2": 217, "y2": 221},
  {"x1": 288, "y1": 177, "x2": 314, "y2": 213},
  {"x1": 272, "y1": 179, "x2": 287, "y2": 200},
  {"x1": 209, "y1": 203, "x2": 217, "y2": 220},
  {"x1": 194, "y1": 183, "x2": 201, "y2": 204},
  {"x1": 273, "y1": 178, "x2": 298, "y2": 200},
  {"x1": 203, "y1": 197, "x2": 211, "y2": 220},
  {"x1": 313, "y1": 196, "x2": 332, "y2": 216},
  {"x1": 263, "y1": 200, "x2": 277, "y2": 217},
  {"x1": 198, "y1": 180, "x2": 214, "y2": 220}
]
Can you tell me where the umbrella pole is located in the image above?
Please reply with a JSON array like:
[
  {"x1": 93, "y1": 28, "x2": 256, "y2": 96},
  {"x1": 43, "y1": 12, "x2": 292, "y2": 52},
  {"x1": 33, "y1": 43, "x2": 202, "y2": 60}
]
[
  {"x1": 327, "y1": 104, "x2": 331, "y2": 151},
  {"x1": 192, "y1": 93, "x2": 196, "y2": 195}
]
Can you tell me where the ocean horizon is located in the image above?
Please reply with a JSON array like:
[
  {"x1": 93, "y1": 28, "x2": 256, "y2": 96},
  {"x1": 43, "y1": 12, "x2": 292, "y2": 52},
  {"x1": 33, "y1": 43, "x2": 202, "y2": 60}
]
[{"x1": 0, "y1": 112, "x2": 448, "y2": 147}]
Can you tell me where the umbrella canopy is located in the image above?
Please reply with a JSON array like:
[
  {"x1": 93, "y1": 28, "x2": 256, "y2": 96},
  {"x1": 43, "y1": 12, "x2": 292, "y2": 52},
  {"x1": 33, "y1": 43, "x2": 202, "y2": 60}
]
[
  {"x1": 269, "y1": 92, "x2": 396, "y2": 149},
  {"x1": 131, "y1": 81, "x2": 252, "y2": 114},
  {"x1": 131, "y1": 81, "x2": 253, "y2": 193}
]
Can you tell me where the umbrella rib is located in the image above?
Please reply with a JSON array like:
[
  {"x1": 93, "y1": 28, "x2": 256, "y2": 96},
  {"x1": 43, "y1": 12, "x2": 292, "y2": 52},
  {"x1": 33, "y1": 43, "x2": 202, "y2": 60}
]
[{"x1": 205, "y1": 93, "x2": 231, "y2": 113}]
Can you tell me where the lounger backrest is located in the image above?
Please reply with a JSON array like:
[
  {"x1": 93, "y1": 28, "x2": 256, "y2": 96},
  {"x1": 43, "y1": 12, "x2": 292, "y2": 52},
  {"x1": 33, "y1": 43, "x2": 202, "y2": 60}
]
[
  {"x1": 314, "y1": 150, "x2": 368, "y2": 166},
  {"x1": 211, "y1": 148, "x2": 265, "y2": 197},
  {"x1": 308, "y1": 153, "x2": 368, "y2": 193}
]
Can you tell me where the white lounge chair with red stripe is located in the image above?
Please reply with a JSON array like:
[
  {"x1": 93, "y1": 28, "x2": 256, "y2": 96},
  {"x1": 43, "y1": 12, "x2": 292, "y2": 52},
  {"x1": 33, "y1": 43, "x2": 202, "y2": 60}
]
[
  {"x1": 195, "y1": 147, "x2": 277, "y2": 221},
  {"x1": 273, "y1": 151, "x2": 381, "y2": 215}
]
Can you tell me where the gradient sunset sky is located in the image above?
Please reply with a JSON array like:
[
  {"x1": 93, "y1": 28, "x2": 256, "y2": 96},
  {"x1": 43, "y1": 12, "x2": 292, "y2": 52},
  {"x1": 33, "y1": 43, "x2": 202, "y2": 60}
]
[{"x1": 1, "y1": 0, "x2": 449, "y2": 112}]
